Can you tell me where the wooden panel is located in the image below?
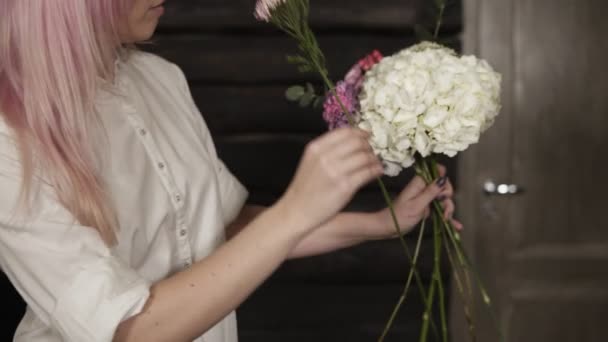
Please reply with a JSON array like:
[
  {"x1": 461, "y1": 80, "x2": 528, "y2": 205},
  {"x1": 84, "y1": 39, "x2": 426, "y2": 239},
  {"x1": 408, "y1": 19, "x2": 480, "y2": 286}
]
[
  {"x1": 510, "y1": 244, "x2": 608, "y2": 297},
  {"x1": 238, "y1": 283, "x2": 436, "y2": 342},
  {"x1": 158, "y1": 0, "x2": 462, "y2": 32},
  {"x1": 511, "y1": 0, "x2": 608, "y2": 248},
  {"x1": 147, "y1": 34, "x2": 461, "y2": 83},
  {"x1": 192, "y1": 86, "x2": 327, "y2": 135},
  {"x1": 215, "y1": 136, "x2": 457, "y2": 197},
  {"x1": 274, "y1": 236, "x2": 449, "y2": 284},
  {"x1": 508, "y1": 299, "x2": 608, "y2": 342}
]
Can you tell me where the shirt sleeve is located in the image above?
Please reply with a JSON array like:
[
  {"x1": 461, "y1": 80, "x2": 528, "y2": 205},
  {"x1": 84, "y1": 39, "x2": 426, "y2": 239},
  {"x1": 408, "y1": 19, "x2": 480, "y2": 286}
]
[
  {"x1": 0, "y1": 131, "x2": 151, "y2": 341},
  {"x1": 170, "y1": 63, "x2": 249, "y2": 225}
]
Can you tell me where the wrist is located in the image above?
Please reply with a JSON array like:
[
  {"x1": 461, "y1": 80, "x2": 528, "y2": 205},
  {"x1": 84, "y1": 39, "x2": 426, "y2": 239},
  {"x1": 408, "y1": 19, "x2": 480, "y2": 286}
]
[
  {"x1": 337, "y1": 211, "x2": 390, "y2": 242},
  {"x1": 271, "y1": 196, "x2": 318, "y2": 238}
]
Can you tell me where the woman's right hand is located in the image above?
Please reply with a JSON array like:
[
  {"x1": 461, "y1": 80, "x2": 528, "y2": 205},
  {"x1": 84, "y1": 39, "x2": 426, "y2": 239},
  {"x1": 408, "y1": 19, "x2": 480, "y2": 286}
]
[{"x1": 278, "y1": 127, "x2": 384, "y2": 233}]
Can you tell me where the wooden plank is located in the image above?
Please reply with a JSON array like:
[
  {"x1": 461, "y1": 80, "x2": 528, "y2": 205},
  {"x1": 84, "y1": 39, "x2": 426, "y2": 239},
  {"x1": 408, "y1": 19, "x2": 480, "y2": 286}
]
[
  {"x1": 215, "y1": 136, "x2": 457, "y2": 197},
  {"x1": 508, "y1": 299, "x2": 608, "y2": 342},
  {"x1": 158, "y1": 0, "x2": 462, "y2": 32},
  {"x1": 451, "y1": 0, "x2": 515, "y2": 341},
  {"x1": 192, "y1": 86, "x2": 327, "y2": 135},
  {"x1": 238, "y1": 282, "x2": 434, "y2": 337},
  {"x1": 510, "y1": 0, "x2": 608, "y2": 248},
  {"x1": 145, "y1": 34, "x2": 461, "y2": 83},
  {"x1": 273, "y1": 236, "x2": 447, "y2": 284}
]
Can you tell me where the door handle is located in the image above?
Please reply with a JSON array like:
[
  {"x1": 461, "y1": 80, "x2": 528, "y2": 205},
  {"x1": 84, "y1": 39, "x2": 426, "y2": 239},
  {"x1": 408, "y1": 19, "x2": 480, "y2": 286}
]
[{"x1": 483, "y1": 180, "x2": 524, "y2": 195}]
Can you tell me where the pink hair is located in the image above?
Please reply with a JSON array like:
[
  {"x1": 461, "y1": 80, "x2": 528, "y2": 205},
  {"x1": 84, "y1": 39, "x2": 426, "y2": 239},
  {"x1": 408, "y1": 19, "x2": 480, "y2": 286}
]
[{"x1": 0, "y1": 0, "x2": 133, "y2": 245}]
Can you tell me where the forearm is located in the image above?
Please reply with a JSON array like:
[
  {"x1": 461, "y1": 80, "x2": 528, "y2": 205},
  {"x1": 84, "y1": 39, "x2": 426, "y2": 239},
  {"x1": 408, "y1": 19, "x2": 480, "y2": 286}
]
[
  {"x1": 114, "y1": 202, "x2": 310, "y2": 342},
  {"x1": 227, "y1": 205, "x2": 386, "y2": 259},
  {"x1": 288, "y1": 210, "x2": 384, "y2": 259}
]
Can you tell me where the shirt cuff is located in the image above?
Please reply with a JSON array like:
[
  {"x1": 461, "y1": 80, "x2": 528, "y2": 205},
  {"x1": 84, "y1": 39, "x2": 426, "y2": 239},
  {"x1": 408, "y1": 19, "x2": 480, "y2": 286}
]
[{"x1": 51, "y1": 257, "x2": 151, "y2": 342}]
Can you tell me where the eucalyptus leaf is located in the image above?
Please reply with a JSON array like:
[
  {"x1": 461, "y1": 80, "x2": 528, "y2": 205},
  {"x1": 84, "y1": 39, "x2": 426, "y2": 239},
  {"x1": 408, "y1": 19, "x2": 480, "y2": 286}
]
[
  {"x1": 299, "y1": 92, "x2": 314, "y2": 107},
  {"x1": 298, "y1": 65, "x2": 313, "y2": 73},
  {"x1": 286, "y1": 54, "x2": 308, "y2": 65},
  {"x1": 285, "y1": 86, "x2": 306, "y2": 101},
  {"x1": 306, "y1": 82, "x2": 315, "y2": 95}
]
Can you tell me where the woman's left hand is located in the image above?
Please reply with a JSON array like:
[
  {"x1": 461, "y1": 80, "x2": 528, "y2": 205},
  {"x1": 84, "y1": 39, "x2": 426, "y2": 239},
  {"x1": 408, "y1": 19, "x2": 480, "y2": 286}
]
[{"x1": 367, "y1": 164, "x2": 464, "y2": 240}]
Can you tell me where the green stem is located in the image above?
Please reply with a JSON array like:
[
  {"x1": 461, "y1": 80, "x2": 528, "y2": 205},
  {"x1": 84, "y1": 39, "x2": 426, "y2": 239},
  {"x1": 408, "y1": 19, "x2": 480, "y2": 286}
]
[
  {"x1": 419, "y1": 212, "x2": 441, "y2": 342},
  {"x1": 441, "y1": 223, "x2": 477, "y2": 342},
  {"x1": 436, "y1": 231, "x2": 448, "y2": 342},
  {"x1": 433, "y1": 3, "x2": 446, "y2": 40},
  {"x1": 377, "y1": 216, "x2": 427, "y2": 342},
  {"x1": 424, "y1": 158, "x2": 505, "y2": 342},
  {"x1": 310, "y1": 52, "x2": 440, "y2": 339}
]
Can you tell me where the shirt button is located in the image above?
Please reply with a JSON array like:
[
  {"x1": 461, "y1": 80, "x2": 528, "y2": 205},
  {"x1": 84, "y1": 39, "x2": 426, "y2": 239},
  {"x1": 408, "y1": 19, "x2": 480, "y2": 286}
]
[
  {"x1": 184, "y1": 262, "x2": 192, "y2": 268},
  {"x1": 175, "y1": 194, "x2": 182, "y2": 202},
  {"x1": 179, "y1": 229, "x2": 187, "y2": 237},
  {"x1": 158, "y1": 162, "x2": 165, "y2": 169},
  {"x1": 139, "y1": 128, "x2": 147, "y2": 136}
]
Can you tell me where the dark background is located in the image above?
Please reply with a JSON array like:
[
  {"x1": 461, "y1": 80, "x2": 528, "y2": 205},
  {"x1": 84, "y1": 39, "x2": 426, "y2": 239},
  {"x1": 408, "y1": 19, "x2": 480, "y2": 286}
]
[{"x1": 1, "y1": 1, "x2": 462, "y2": 341}]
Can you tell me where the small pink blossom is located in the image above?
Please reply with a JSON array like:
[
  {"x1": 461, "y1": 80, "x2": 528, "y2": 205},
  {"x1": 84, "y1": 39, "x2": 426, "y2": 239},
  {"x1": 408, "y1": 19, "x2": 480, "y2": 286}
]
[
  {"x1": 344, "y1": 64, "x2": 364, "y2": 91},
  {"x1": 343, "y1": 50, "x2": 384, "y2": 94},
  {"x1": 358, "y1": 50, "x2": 384, "y2": 71},
  {"x1": 322, "y1": 81, "x2": 358, "y2": 130},
  {"x1": 322, "y1": 50, "x2": 384, "y2": 130},
  {"x1": 254, "y1": 0, "x2": 286, "y2": 22}
]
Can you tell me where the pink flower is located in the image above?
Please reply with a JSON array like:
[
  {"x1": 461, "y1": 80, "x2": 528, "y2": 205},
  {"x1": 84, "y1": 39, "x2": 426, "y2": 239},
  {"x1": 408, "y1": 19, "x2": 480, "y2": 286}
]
[
  {"x1": 344, "y1": 64, "x2": 364, "y2": 91},
  {"x1": 343, "y1": 50, "x2": 384, "y2": 95},
  {"x1": 254, "y1": 0, "x2": 287, "y2": 22},
  {"x1": 323, "y1": 81, "x2": 359, "y2": 130},
  {"x1": 321, "y1": 50, "x2": 383, "y2": 130},
  {"x1": 358, "y1": 50, "x2": 383, "y2": 71}
]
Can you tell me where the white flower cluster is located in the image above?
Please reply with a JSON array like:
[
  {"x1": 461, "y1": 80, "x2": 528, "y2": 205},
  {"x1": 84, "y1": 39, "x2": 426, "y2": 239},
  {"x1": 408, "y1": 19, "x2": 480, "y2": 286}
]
[{"x1": 357, "y1": 42, "x2": 502, "y2": 176}]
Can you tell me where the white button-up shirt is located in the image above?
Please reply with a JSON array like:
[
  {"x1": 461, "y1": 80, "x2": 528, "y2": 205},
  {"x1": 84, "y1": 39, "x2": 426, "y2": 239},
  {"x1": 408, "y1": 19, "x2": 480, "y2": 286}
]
[{"x1": 0, "y1": 51, "x2": 248, "y2": 342}]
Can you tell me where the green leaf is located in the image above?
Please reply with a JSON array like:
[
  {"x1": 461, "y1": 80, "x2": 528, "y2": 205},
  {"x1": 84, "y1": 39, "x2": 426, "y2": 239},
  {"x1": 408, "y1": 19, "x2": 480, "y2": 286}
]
[
  {"x1": 285, "y1": 86, "x2": 306, "y2": 101},
  {"x1": 306, "y1": 82, "x2": 315, "y2": 95},
  {"x1": 299, "y1": 91, "x2": 314, "y2": 107},
  {"x1": 286, "y1": 54, "x2": 308, "y2": 65},
  {"x1": 298, "y1": 65, "x2": 313, "y2": 73}
]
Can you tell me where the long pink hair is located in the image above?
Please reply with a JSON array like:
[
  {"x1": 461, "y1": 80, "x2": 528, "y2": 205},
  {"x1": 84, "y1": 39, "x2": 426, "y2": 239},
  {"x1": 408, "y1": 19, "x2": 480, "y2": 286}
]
[{"x1": 0, "y1": 0, "x2": 133, "y2": 245}]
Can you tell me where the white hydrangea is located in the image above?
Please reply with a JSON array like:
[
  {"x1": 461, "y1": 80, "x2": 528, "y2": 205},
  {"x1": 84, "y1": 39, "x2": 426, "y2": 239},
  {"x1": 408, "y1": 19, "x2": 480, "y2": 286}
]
[{"x1": 357, "y1": 42, "x2": 502, "y2": 176}]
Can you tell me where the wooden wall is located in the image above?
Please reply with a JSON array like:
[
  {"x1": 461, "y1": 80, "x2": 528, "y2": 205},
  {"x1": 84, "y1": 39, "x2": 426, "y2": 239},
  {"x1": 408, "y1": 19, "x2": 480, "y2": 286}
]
[{"x1": 1, "y1": 1, "x2": 463, "y2": 341}]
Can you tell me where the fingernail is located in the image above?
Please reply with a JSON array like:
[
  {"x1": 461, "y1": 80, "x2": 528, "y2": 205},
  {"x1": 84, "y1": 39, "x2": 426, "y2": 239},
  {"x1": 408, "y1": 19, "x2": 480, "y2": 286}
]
[{"x1": 437, "y1": 177, "x2": 447, "y2": 188}]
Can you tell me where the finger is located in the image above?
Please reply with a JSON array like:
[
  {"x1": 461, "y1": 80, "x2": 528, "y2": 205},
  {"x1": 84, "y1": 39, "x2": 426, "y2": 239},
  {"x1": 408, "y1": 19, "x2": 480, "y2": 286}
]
[
  {"x1": 410, "y1": 177, "x2": 448, "y2": 213},
  {"x1": 442, "y1": 199, "x2": 455, "y2": 220},
  {"x1": 311, "y1": 127, "x2": 369, "y2": 152},
  {"x1": 348, "y1": 161, "x2": 385, "y2": 190},
  {"x1": 329, "y1": 133, "x2": 375, "y2": 161},
  {"x1": 436, "y1": 164, "x2": 447, "y2": 177},
  {"x1": 450, "y1": 218, "x2": 464, "y2": 231},
  {"x1": 399, "y1": 175, "x2": 428, "y2": 201},
  {"x1": 423, "y1": 207, "x2": 431, "y2": 219},
  {"x1": 335, "y1": 151, "x2": 382, "y2": 176},
  {"x1": 437, "y1": 179, "x2": 454, "y2": 198}
]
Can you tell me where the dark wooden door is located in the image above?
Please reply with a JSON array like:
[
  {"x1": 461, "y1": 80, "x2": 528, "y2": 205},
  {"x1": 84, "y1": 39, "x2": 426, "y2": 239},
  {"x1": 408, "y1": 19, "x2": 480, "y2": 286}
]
[{"x1": 451, "y1": 0, "x2": 608, "y2": 341}]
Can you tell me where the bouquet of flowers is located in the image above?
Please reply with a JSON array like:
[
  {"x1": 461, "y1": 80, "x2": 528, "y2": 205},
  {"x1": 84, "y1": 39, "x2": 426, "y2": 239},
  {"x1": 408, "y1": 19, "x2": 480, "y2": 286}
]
[{"x1": 255, "y1": 1, "x2": 502, "y2": 341}]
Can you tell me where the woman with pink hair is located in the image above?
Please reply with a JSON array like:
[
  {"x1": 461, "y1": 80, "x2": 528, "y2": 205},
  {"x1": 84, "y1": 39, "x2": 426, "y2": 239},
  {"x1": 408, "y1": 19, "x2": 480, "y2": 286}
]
[{"x1": 0, "y1": 1, "x2": 459, "y2": 341}]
